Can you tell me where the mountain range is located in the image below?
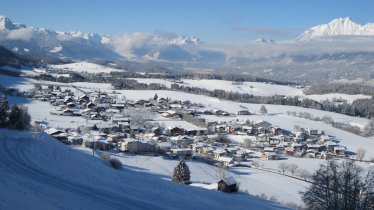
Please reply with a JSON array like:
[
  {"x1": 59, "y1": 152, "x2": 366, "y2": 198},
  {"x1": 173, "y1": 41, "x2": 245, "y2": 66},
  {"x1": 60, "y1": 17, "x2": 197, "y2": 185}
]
[
  {"x1": 1, "y1": 15, "x2": 374, "y2": 82},
  {"x1": 298, "y1": 17, "x2": 374, "y2": 41}
]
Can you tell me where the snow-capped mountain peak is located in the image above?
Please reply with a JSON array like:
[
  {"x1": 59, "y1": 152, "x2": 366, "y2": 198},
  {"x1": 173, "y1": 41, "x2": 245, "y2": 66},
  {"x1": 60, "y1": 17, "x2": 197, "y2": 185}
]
[
  {"x1": 297, "y1": 17, "x2": 374, "y2": 41},
  {"x1": 0, "y1": 16, "x2": 26, "y2": 30}
]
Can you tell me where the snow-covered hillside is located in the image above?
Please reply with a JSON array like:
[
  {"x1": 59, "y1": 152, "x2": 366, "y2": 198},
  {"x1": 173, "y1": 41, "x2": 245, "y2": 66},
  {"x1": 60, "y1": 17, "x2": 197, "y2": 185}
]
[
  {"x1": 50, "y1": 62, "x2": 124, "y2": 74},
  {"x1": 131, "y1": 78, "x2": 371, "y2": 102},
  {"x1": 0, "y1": 129, "x2": 288, "y2": 210}
]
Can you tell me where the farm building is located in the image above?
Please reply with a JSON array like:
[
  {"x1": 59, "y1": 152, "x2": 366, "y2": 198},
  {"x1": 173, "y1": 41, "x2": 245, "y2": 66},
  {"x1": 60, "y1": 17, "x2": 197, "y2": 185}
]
[{"x1": 218, "y1": 176, "x2": 238, "y2": 193}]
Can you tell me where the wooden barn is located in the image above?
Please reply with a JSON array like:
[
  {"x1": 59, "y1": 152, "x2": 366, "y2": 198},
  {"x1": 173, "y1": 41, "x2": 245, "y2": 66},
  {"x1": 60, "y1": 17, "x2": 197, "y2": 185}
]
[{"x1": 218, "y1": 176, "x2": 238, "y2": 193}]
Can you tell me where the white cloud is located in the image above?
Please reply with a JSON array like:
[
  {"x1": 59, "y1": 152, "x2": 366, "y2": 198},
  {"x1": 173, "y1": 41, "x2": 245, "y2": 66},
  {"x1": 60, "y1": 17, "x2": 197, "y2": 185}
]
[{"x1": 1, "y1": 28, "x2": 34, "y2": 40}]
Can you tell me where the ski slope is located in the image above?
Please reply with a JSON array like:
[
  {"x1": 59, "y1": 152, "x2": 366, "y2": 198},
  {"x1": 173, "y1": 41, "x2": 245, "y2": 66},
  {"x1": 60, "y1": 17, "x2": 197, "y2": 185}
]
[{"x1": 0, "y1": 129, "x2": 288, "y2": 210}]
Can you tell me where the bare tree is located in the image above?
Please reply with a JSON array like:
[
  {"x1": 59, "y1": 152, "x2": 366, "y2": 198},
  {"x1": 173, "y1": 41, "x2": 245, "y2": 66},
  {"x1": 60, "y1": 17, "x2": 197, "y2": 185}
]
[
  {"x1": 242, "y1": 138, "x2": 253, "y2": 149},
  {"x1": 216, "y1": 163, "x2": 229, "y2": 179},
  {"x1": 278, "y1": 162, "x2": 289, "y2": 174},
  {"x1": 322, "y1": 115, "x2": 334, "y2": 124},
  {"x1": 301, "y1": 160, "x2": 374, "y2": 210},
  {"x1": 297, "y1": 169, "x2": 311, "y2": 181},
  {"x1": 364, "y1": 117, "x2": 374, "y2": 136},
  {"x1": 288, "y1": 163, "x2": 299, "y2": 176},
  {"x1": 356, "y1": 148, "x2": 367, "y2": 161},
  {"x1": 123, "y1": 107, "x2": 154, "y2": 126},
  {"x1": 251, "y1": 161, "x2": 260, "y2": 168}
]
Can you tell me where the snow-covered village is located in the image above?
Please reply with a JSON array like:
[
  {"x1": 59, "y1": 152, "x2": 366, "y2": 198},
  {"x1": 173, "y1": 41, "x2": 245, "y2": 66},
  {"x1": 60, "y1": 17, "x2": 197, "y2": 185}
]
[{"x1": 1, "y1": 2, "x2": 374, "y2": 210}]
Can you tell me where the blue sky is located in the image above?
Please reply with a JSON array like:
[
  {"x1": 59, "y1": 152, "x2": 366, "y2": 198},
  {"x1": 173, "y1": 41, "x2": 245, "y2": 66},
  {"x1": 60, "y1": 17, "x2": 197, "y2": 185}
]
[{"x1": 1, "y1": 0, "x2": 373, "y2": 43}]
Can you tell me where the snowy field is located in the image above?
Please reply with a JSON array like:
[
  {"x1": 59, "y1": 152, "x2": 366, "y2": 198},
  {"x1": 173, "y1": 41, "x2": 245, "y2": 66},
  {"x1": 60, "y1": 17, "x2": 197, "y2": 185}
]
[
  {"x1": 0, "y1": 130, "x2": 289, "y2": 210},
  {"x1": 8, "y1": 96, "x2": 86, "y2": 129},
  {"x1": 114, "y1": 90, "x2": 370, "y2": 128},
  {"x1": 50, "y1": 62, "x2": 124, "y2": 74},
  {"x1": 306, "y1": 93, "x2": 372, "y2": 103},
  {"x1": 131, "y1": 78, "x2": 372, "y2": 102},
  {"x1": 105, "y1": 152, "x2": 309, "y2": 205}
]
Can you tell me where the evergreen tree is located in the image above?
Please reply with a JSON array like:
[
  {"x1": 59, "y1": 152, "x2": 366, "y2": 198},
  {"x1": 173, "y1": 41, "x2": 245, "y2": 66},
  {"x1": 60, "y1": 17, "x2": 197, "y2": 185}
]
[
  {"x1": 0, "y1": 96, "x2": 9, "y2": 127},
  {"x1": 172, "y1": 159, "x2": 191, "y2": 184},
  {"x1": 8, "y1": 105, "x2": 30, "y2": 130},
  {"x1": 8, "y1": 105, "x2": 22, "y2": 129},
  {"x1": 364, "y1": 117, "x2": 374, "y2": 136},
  {"x1": 154, "y1": 93, "x2": 158, "y2": 101},
  {"x1": 259, "y1": 105, "x2": 268, "y2": 115}
]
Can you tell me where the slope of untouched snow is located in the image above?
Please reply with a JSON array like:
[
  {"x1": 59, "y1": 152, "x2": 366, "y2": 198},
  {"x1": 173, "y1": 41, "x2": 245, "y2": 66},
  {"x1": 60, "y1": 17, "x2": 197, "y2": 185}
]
[
  {"x1": 71, "y1": 82, "x2": 114, "y2": 90},
  {"x1": 50, "y1": 62, "x2": 124, "y2": 74},
  {"x1": 305, "y1": 93, "x2": 372, "y2": 103},
  {"x1": 12, "y1": 98, "x2": 86, "y2": 129},
  {"x1": 0, "y1": 74, "x2": 35, "y2": 92},
  {"x1": 131, "y1": 78, "x2": 175, "y2": 88},
  {"x1": 116, "y1": 90, "x2": 369, "y2": 127},
  {"x1": 0, "y1": 129, "x2": 288, "y2": 210},
  {"x1": 181, "y1": 79, "x2": 304, "y2": 97},
  {"x1": 130, "y1": 78, "x2": 371, "y2": 102},
  {"x1": 87, "y1": 150, "x2": 308, "y2": 205}
]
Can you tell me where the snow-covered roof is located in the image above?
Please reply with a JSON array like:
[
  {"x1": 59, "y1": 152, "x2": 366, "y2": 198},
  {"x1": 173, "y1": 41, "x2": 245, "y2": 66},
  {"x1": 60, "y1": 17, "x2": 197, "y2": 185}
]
[
  {"x1": 221, "y1": 176, "x2": 237, "y2": 186},
  {"x1": 217, "y1": 156, "x2": 233, "y2": 163},
  {"x1": 45, "y1": 128, "x2": 64, "y2": 135}
]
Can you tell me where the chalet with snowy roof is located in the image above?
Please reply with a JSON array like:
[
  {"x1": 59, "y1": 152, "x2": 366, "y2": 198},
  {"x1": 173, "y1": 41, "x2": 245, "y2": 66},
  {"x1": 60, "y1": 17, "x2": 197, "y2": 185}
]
[
  {"x1": 261, "y1": 152, "x2": 280, "y2": 160},
  {"x1": 171, "y1": 148, "x2": 192, "y2": 158},
  {"x1": 199, "y1": 146, "x2": 215, "y2": 155},
  {"x1": 319, "y1": 135, "x2": 331, "y2": 143},
  {"x1": 257, "y1": 133, "x2": 270, "y2": 142},
  {"x1": 213, "y1": 148, "x2": 226, "y2": 158},
  {"x1": 293, "y1": 132, "x2": 307, "y2": 143},
  {"x1": 203, "y1": 110, "x2": 213, "y2": 115},
  {"x1": 215, "y1": 124, "x2": 226, "y2": 133},
  {"x1": 307, "y1": 128, "x2": 319, "y2": 136},
  {"x1": 111, "y1": 115, "x2": 131, "y2": 124},
  {"x1": 237, "y1": 110, "x2": 251, "y2": 115},
  {"x1": 106, "y1": 108, "x2": 120, "y2": 114},
  {"x1": 86, "y1": 102, "x2": 96, "y2": 109},
  {"x1": 325, "y1": 141, "x2": 339, "y2": 152},
  {"x1": 218, "y1": 176, "x2": 238, "y2": 193},
  {"x1": 45, "y1": 128, "x2": 68, "y2": 143},
  {"x1": 62, "y1": 108, "x2": 74, "y2": 116},
  {"x1": 161, "y1": 110, "x2": 179, "y2": 118},
  {"x1": 269, "y1": 136, "x2": 281, "y2": 146},
  {"x1": 170, "y1": 136, "x2": 194, "y2": 147},
  {"x1": 66, "y1": 102, "x2": 75, "y2": 108},
  {"x1": 291, "y1": 143, "x2": 303, "y2": 152},
  {"x1": 67, "y1": 135, "x2": 83, "y2": 145},
  {"x1": 217, "y1": 156, "x2": 234, "y2": 166},
  {"x1": 119, "y1": 139, "x2": 155, "y2": 153},
  {"x1": 166, "y1": 126, "x2": 185, "y2": 136},
  {"x1": 78, "y1": 94, "x2": 90, "y2": 104},
  {"x1": 64, "y1": 96, "x2": 74, "y2": 104},
  {"x1": 255, "y1": 120, "x2": 272, "y2": 131},
  {"x1": 272, "y1": 127, "x2": 283, "y2": 135},
  {"x1": 215, "y1": 110, "x2": 229, "y2": 116},
  {"x1": 334, "y1": 146, "x2": 346, "y2": 156}
]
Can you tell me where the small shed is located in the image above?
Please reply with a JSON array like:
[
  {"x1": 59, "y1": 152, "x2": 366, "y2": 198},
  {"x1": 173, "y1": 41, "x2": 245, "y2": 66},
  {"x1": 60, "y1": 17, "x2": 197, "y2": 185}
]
[{"x1": 218, "y1": 176, "x2": 238, "y2": 193}]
